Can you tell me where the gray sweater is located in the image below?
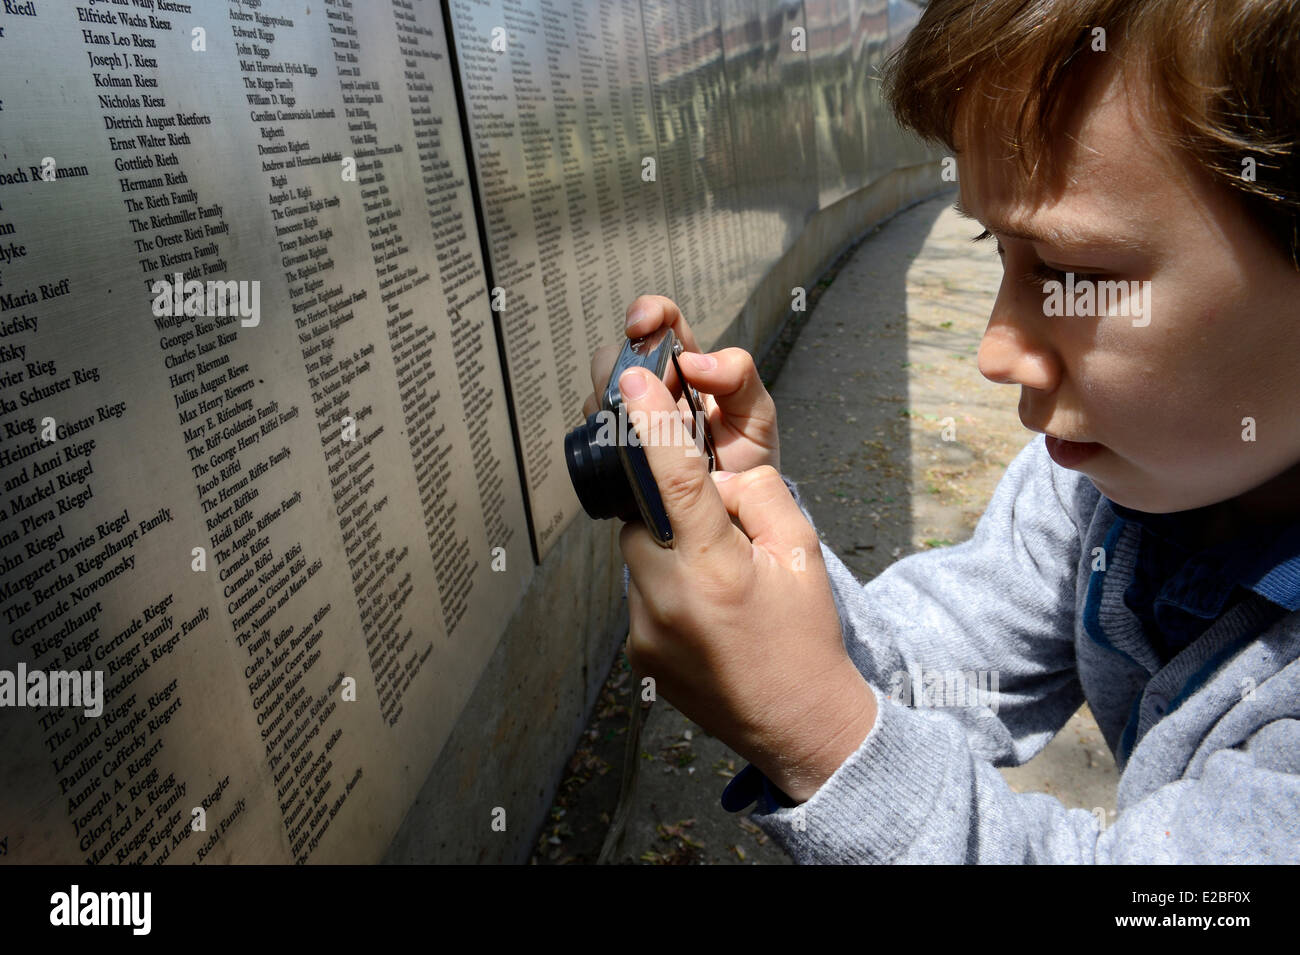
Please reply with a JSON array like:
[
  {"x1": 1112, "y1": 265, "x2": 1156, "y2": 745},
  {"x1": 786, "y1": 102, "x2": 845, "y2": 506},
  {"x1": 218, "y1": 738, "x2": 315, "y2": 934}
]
[{"x1": 750, "y1": 434, "x2": 1300, "y2": 863}]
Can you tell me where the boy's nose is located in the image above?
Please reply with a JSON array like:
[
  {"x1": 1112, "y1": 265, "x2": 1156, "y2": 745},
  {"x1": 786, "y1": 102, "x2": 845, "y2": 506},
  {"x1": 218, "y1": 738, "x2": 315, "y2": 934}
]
[{"x1": 977, "y1": 305, "x2": 1060, "y2": 393}]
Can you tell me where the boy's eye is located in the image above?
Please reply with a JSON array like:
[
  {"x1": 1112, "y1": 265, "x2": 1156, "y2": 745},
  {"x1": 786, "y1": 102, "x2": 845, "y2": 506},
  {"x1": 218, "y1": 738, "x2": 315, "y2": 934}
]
[
  {"x1": 972, "y1": 230, "x2": 1103, "y2": 288},
  {"x1": 1027, "y1": 263, "x2": 1103, "y2": 290},
  {"x1": 1030, "y1": 262, "x2": 1068, "y2": 286},
  {"x1": 971, "y1": 229, "x2": 1003, "y2": 255}
]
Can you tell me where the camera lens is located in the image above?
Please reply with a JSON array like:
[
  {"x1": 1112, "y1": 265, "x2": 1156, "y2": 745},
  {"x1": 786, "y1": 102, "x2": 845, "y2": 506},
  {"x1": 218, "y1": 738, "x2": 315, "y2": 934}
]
[{"x1": 565, "y1": 411, "x2": 638, "y2": 521}]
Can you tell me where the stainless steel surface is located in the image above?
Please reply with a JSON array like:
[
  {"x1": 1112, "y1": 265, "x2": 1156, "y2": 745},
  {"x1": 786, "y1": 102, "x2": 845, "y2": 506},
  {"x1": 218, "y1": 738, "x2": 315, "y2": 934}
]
[
  {"x1": 719, "y1": 0, "x2": 820, "y2": 286},
  {"x1": 806, "y1": 0, "x2": 865, "y2": 208},
  {"x1": 448, "y1": 0, "x2": 676, "y2": 559},
  {"x1": 0, "y1": 0, "x2": 530, "y2": 863},
  {"x1": 641, "y1": 0, "x2": 749, "y2": 345},
  {"x1": 887, "y1": 0, "x2": 934, "y2": 169},
  {"x1": 452, "y1": 0, "x2": 934, "y2": 562}
]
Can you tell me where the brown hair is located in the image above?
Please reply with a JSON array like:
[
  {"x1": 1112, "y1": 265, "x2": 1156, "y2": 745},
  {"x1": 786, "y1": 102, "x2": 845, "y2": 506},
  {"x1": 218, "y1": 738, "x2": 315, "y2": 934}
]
[{"x1": 883, "y1": 0, "x2": 1300, "y2": 266}]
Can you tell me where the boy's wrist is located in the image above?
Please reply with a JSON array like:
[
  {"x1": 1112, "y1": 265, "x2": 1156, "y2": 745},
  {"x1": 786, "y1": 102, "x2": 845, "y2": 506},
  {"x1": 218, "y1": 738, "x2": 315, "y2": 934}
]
[{"x1": 756, "y1": 663, "x2": 878, "y2": 804}]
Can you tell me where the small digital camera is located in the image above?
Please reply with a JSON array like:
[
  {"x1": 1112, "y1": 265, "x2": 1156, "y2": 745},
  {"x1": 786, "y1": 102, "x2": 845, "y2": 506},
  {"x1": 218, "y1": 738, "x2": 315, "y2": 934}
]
[{"x1": 564, "y1": 327, "x2": 718, "y2": 547}]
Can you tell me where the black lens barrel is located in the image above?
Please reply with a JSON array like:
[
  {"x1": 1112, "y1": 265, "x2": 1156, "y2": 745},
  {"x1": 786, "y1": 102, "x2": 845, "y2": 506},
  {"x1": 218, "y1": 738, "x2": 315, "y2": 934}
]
[{"x1": 565, "y1": 411, "x2": 637, "y2": 521}]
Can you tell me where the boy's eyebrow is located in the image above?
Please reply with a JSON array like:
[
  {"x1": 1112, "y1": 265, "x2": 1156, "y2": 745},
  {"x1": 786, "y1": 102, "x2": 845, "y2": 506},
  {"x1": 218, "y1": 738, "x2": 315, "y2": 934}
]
[{"x1": 952, "y1": 199, "x2": 1151, "y2": 254}]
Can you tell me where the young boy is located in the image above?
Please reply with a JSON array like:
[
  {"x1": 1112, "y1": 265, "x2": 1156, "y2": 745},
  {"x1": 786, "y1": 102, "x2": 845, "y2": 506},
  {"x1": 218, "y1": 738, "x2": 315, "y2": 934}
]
[{"x1": 585, "y1": 0, "x2": 1300, "y2": 862}]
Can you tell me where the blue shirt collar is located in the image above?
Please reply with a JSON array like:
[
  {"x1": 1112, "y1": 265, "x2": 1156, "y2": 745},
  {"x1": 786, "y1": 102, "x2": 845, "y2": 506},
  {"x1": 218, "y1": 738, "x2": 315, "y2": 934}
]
[{"x1": 1108, "y1": 500, "x2": 1300, "y2": 613}]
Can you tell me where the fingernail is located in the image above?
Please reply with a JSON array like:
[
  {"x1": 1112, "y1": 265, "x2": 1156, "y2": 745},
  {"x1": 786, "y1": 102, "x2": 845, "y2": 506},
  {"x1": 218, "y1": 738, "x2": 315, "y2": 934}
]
[
  {"x1": 684, "y1": 352, "x2": 716, "y2": 370},
  {"x1": 619, "y1": 369, "x2": 647, "y2": 399},
  {"x1": 712, "y1": 470, "x2": 735, "y2": 482},
  {"x1": 626, "y1": 305, "x2": 650, "y2": 328}
]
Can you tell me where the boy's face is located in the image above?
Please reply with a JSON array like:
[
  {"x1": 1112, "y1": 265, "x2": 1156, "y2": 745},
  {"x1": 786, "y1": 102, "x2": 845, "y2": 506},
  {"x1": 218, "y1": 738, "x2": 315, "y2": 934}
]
[{"x1": 955, "y1": 61, "x2": 1300, "y2": 515}]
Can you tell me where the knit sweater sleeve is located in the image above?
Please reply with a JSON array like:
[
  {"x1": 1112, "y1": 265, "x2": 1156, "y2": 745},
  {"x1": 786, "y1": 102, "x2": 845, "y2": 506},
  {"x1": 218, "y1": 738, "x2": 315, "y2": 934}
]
[
  {"x1": 762, "y1": 436, "x2": 1300, "y2": 862},
  {"x1": 786, "y1": 435, "x2": 1090, "y2": 769},
  {"x1": 753, "y1": 434, "x2": 1117, "y2": 862},
  {"x1": 754, "y1": 671, "x2": 1300, "y2": 862}
]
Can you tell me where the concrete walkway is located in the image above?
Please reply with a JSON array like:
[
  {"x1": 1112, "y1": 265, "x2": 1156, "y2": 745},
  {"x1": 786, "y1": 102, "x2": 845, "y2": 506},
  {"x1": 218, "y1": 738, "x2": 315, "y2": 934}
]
[{"x1": 531, "y1": 192, "x2": 1119, "y2": 864}]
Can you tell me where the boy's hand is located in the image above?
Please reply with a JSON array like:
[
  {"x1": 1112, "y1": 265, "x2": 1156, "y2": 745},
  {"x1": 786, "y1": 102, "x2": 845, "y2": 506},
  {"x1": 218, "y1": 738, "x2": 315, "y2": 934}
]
[
  {"x1": 582, "y1": 294, "x2": 781, "y2": 474},
  {"x1": 616, "y1": 364, "x2": 876, "y2": 804}
]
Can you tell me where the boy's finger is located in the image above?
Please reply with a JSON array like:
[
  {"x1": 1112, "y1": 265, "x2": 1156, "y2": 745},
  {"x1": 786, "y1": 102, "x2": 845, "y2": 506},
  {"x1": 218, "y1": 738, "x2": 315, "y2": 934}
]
[
  {"x1": 618, "y1": 366, "x2": 733, "y2": 553},
  {"x1": 675, "y1": 347, "x2": 776, "y2": 427},
  {"x1": 624, "y1": 295, "x2": 701, "y2": 354},
  {"x1": 710, "y1": 466, "x2": 816, "y2": 565}
]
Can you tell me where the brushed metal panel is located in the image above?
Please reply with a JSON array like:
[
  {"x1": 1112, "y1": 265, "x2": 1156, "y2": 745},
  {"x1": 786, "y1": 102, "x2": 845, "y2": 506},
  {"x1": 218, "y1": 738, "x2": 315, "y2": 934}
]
[
  {"x1": 805, "y1": 0, "x2": 865, "y2": 208},
  {"x1": 0, "y1": 0, "x2": 530, "y2": 863},
  {"x1": 641, "y1": 0, "x2": 747, "y2": 346},
  {"x1": 887, "y1": 0, "x2": 936, "y2": 168},
  {"x1": 719, "y1": 0, "x2": 819, "y2": 284},
  {"x1": 857, "y1": 0, "x2": 898, "y2": 183},
  {"x1": 448, "y1": 0, "x2": 675, "y2": 559}
]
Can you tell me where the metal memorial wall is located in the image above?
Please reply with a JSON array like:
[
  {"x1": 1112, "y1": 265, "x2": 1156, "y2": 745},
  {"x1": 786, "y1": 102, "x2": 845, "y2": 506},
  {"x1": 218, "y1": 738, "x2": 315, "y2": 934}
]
[{"x1": 0, "y1": 0, "x2": 931, "y2": 863}]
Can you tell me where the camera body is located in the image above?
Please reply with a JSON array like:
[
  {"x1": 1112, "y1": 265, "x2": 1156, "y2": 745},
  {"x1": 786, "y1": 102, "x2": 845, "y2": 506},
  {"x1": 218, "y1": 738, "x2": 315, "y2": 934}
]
[{"x1": 564, "y1": 327, "x2": 718, "y2": 547}]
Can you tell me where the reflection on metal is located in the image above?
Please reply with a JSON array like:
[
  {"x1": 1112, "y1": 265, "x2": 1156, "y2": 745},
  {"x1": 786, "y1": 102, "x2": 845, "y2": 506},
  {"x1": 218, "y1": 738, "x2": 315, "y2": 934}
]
[
  {"x1": 719, "y1": 0, "x2": 821, "y2": 286},
  {"x1": 449, "y1": 0, "x2": 938, "y2": 559},
  {"x1": 641, "y1": 0, "x2": 751, "y2": 344},
  {"x1": 886, "y1": 0, "x2": 934, "y2": 168},
  {"x1": 448, "y1": 0, "x2": 678, "y2": 559}
]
